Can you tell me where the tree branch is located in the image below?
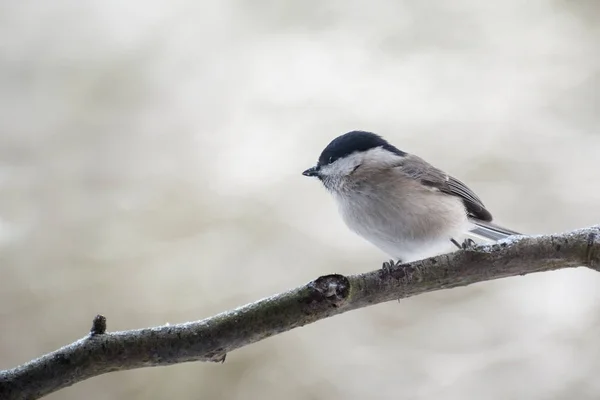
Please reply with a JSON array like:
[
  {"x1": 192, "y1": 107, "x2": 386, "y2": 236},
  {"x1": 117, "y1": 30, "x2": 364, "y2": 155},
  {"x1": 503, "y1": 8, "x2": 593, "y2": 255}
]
[{"x1": 2, "y1": 226, "x2": 599, "y2": 400}]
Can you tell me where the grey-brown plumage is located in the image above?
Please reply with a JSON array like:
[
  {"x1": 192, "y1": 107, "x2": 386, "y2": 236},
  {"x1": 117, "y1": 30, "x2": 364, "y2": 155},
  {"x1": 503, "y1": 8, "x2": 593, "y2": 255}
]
[
  {"x1": 398, "y1": 154, "x2": 492, "y2": 221},
  {"x1": 303, "y1": 131, "x2": 520, "y2": 262},
  {"x1": 395, "y1": 154, "x2": 521, "y2": 241}
]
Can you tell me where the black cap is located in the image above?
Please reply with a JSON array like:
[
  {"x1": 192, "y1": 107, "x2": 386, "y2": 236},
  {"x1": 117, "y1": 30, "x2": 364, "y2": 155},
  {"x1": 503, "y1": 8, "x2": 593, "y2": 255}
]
[{"x1": 317, "y1": 131, "x2": 406, "y2": 166}]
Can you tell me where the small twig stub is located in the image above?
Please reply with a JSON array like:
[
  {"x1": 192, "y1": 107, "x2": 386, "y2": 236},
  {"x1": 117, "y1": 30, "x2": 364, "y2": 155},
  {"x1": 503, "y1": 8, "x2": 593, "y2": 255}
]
[{"x1": 90, "y1": 315, "x2": 107, "y2": 336}]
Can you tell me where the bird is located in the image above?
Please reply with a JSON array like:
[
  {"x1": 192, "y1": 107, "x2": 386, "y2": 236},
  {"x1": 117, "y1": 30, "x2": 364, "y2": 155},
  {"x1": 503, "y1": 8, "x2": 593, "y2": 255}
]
[{"x1": 302, "y1": 130, "x2": 520, "y2": 266}]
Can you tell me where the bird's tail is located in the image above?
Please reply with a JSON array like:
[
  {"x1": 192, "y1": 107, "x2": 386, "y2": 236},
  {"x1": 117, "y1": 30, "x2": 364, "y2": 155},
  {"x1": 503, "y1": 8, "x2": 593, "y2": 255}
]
[{"x1": 469, "y1": 220, "x2": 521, "y2": 241}]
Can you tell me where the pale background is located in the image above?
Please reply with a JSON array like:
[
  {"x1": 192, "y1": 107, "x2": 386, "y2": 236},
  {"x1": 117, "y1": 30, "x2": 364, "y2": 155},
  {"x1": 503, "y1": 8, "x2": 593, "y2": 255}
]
[{"x1": 1, "y1": 1, "x2": 600, "y2": 399}]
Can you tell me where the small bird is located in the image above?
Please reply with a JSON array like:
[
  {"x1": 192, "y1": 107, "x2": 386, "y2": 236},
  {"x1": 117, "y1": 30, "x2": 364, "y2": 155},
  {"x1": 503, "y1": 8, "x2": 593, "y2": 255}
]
[{"x1": 303, "y1": 130, "x2": 520, "y2": 265}]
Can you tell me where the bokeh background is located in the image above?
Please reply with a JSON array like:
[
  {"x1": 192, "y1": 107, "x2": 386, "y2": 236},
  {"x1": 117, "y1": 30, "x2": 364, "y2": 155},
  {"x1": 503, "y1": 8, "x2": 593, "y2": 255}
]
[{"x1": 1, "y1": 1, "x2": 600, "y2": 399}]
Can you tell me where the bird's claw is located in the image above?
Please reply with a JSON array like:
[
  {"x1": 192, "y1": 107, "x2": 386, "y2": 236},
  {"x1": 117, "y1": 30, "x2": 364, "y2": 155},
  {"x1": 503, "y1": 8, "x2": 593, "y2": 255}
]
[
  {"x1": 382, "y1": 259, "x2": 401, "y2": 274},
  {"x1": 451, "y1": 238, "x2": 477, "y2": 250}
]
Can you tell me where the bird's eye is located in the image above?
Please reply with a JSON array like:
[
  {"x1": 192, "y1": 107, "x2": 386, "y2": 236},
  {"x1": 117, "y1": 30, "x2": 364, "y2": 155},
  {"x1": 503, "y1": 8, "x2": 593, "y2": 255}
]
[
  {"x1": 328, "y1": 156, "x2": 333, "y2": 164},
  {"x1": 351, "y1": 164, "x2": 361, "y2": 174}
]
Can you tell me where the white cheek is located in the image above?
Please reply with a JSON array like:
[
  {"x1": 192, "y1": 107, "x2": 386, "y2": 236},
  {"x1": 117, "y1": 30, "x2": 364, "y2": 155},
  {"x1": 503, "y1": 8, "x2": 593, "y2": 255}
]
[
  {"x1": 361, "y1": 147, "x2": 405, "y2": 166},
  {"x1": 320, "y1": 154, "x2": 362, "y2": 177},
  {"x1": 320, "y1": 147, "x2": 405, "y2": 178}
]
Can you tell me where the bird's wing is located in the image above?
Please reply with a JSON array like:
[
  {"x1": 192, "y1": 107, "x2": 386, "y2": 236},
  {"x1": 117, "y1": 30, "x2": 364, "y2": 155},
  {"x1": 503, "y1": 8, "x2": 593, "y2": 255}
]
[{"x1": 396, "y1": 154, "x2": 493, "y2": 222}]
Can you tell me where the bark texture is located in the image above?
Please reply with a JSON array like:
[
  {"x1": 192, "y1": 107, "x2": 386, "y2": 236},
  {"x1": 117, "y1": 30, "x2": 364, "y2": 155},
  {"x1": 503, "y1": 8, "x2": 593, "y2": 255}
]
[{"x1": 1, "y1": 226, "x2": 599, "y2": 400}]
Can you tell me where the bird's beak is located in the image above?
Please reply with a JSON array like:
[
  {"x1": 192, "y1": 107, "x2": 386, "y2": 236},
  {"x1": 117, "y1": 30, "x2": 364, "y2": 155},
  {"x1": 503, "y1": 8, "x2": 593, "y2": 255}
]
[{"x1": 302, "y1": 165, "x2": 320, "y2": 177}]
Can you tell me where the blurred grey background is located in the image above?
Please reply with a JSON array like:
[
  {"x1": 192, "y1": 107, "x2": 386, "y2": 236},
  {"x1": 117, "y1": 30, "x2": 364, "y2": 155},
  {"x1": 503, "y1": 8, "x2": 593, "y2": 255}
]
[{"x1": 1, "y1": 1, "x2": 600, "y2": 399}]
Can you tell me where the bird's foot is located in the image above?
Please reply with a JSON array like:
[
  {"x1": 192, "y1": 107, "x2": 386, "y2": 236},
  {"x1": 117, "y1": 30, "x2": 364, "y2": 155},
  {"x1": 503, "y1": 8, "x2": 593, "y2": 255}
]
[
  {"x1": 451, "y1": 238, "x2": 477, "y2": 250},
  {"x1": 381, "y1": 259, "x2": 402, "y2": 274}
]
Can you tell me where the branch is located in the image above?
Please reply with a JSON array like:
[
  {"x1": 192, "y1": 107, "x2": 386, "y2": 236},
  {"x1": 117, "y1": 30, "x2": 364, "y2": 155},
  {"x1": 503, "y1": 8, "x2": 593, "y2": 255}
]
[{"x1": 2, "y1": 226, "x2": 599, "y2": 400}]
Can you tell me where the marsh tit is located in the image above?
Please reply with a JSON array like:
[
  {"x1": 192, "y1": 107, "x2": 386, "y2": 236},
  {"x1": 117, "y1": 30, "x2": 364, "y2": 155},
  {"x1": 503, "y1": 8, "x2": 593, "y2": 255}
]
[{"x1": 303, "y1": 130, "x2": 520, "y2": 264}]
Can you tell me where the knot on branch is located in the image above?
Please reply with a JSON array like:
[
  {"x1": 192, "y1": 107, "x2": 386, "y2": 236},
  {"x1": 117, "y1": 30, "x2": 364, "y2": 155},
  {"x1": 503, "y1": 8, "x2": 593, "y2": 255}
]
[{"x1": 305, "y1": 274, "x2": 350, "y2": 307}]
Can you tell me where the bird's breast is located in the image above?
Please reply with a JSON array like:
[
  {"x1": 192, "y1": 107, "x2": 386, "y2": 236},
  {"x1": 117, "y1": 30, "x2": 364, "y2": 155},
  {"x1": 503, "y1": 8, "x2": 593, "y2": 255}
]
[{"x1": 333, "y1": 185, "x2": 469, "y2": 261}]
